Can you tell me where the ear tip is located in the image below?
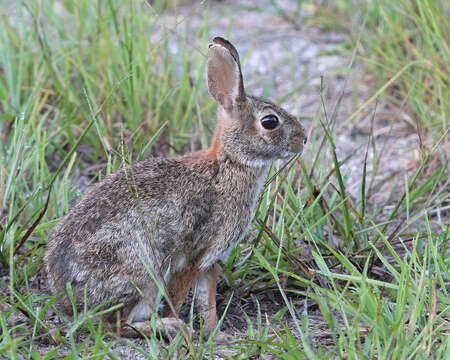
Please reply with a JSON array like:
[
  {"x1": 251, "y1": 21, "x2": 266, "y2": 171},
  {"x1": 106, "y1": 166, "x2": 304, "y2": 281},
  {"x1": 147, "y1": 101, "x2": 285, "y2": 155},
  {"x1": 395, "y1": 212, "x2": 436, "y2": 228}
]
[
  {"x1": 208, "y1": 37, "x2": 227, "y2": 50},
  {"x1": 210, "y1": 37, "x2": 237, "y2": 50},
  {"x1": 209, "y1": 37, "x2": 241, "y2": 63},
  {"x1": 211, "y1": 36, "x2": 228, "y2": 45}
]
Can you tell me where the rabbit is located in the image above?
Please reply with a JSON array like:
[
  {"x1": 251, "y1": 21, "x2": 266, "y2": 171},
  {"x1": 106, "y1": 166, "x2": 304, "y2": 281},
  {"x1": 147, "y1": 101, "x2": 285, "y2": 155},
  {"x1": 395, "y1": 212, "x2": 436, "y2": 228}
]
[{"x1": 44, "y1": 37, "x2": 307, "y2": 340}]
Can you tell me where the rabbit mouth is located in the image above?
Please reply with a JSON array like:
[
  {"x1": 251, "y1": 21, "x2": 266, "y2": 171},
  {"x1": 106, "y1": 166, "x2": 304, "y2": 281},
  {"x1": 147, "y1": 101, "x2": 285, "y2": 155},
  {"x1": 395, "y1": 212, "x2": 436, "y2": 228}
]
[{"x1": 286, "y1": 143, "x2": 304, "y2": 156}]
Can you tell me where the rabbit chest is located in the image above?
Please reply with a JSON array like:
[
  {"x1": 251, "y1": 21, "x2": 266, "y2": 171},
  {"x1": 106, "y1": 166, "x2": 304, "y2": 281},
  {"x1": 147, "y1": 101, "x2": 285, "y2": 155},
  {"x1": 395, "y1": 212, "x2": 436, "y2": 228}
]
[{"x1": 195, "y1": 161, "x2": 270, "y2": 269}]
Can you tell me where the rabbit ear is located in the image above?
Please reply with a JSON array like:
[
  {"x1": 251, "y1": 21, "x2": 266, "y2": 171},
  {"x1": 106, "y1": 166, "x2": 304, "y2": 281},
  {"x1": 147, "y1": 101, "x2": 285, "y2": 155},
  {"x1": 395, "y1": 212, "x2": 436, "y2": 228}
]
[{"x1": 207, "y1": 37, "x2": 245, "y2": 110}]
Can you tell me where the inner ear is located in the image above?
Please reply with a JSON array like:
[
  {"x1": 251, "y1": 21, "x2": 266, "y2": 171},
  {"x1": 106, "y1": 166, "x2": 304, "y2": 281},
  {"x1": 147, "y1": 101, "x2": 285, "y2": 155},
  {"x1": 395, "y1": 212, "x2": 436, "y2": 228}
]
[{"x1": 207, "y1": 44, "x2": 244, "y2": 110}]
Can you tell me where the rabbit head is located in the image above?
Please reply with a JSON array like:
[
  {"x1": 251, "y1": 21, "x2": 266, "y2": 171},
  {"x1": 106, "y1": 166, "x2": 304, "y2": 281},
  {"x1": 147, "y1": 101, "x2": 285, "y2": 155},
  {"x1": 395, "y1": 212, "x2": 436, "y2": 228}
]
[{"x1": 206, "y1": 37, "x2": 307, "y2": 167}]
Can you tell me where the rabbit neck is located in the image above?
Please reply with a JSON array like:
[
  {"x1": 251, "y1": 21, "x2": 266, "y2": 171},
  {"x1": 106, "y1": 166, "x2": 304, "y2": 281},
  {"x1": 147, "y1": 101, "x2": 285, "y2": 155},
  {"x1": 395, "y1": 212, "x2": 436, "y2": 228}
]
[
  {"x1": 206, "y1": 121, "x2": 222, "y2": 160},
  {"x1": 202, "y1": 109, "x2": 272, "y2": 168}
]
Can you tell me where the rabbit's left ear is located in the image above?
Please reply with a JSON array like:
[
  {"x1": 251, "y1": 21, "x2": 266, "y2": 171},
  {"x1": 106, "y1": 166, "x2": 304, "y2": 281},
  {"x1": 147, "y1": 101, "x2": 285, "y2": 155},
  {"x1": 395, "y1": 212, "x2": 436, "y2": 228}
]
[{"x1": 207, "y1": 37, "x2": 245, "y2": 111}]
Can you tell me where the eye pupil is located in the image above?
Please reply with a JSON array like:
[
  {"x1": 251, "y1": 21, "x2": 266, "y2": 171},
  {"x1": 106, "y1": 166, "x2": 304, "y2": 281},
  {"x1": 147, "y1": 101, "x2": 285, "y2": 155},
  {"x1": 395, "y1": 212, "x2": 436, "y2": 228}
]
[{"x1": 261, "y1": 115, "x2": 279, "y2": 130}]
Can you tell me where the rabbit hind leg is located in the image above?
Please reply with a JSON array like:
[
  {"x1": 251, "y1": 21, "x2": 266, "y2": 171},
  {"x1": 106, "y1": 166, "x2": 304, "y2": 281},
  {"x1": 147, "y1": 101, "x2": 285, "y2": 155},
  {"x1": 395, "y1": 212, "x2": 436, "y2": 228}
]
[
  {"x1": 106, "y1": 285, "x2": 187, "y2": 339},
  {"x1": 164, "y1": 265, "x2": 202, "y2": 316},
  {"x1": 118, "y1": 266, "x2": 203, "y2": 339},
  {"x1": 121, "y1": 275, "x2": 193, "y2": 339}
]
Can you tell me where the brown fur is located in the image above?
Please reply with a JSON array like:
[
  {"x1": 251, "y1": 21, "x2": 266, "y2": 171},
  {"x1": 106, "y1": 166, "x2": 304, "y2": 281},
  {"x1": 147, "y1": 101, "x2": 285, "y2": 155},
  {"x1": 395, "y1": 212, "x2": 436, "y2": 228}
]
[
  {"x1": 44, "y1": 37, "x2": 307, "y2": 338},
  {"x1": 164, "y1": 266, "x2": 202, "y2": 316},
  {"x1": 200, "y1": 264, "x2": 219, "y2": 333}
]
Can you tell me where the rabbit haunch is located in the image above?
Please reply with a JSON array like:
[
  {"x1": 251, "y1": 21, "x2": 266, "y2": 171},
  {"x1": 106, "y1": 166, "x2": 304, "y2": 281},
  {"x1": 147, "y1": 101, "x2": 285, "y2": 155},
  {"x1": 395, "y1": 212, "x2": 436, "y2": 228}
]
[{"x1": 44, "y1": 37, "x2": 306, "y2": 336}]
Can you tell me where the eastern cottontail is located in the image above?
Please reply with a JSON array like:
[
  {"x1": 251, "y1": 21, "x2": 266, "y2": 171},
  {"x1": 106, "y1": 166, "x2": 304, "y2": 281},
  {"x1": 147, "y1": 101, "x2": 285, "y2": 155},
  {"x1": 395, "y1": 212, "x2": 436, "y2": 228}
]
[{"x1": 44, "y1": 37, "x2": 307, "y2": 339}]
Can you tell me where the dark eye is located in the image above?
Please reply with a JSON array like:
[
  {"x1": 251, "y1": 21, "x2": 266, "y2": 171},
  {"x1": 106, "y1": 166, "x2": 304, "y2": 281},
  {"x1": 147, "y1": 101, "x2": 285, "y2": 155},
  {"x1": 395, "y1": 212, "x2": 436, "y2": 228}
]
[{"x1": 261, "y1": 115, "x2": 279, "y2": 130}]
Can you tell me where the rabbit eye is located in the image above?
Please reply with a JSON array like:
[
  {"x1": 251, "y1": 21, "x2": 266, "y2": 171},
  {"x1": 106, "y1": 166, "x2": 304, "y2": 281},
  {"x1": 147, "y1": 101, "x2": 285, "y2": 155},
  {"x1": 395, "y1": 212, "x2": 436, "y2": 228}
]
[{"x1": 261, "y1": 115, "x2": 279, "y2": 130}]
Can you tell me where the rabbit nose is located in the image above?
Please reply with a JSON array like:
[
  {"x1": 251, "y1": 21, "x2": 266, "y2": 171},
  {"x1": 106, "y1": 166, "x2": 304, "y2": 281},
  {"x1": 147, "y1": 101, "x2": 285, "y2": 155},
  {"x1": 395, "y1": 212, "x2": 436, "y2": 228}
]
[{"x1": 298, "y1": 123, "x2": 307, "y2": 144}]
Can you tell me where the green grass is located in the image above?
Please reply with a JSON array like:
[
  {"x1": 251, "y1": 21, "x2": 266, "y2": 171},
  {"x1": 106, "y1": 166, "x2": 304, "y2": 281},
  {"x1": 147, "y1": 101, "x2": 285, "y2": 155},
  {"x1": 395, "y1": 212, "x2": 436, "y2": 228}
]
[{"x1": 1, "y1": 0, "x2": 449, "y2": 359}]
